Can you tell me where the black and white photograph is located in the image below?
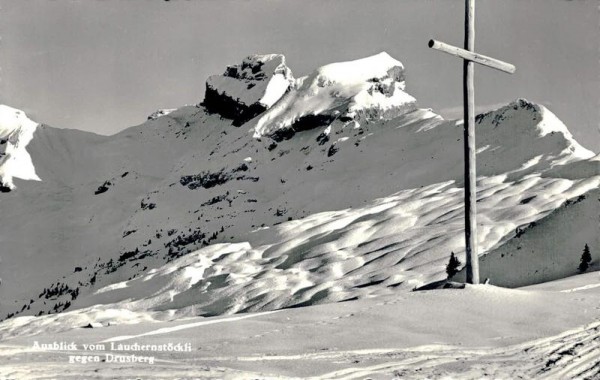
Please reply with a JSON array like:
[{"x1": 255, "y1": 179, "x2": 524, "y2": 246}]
[{"x1": 0, "y1": 1, "x2": 598, "y2": 379}]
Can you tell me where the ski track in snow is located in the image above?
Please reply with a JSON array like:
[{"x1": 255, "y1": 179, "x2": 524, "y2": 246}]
[
  {"x1": 560, "y1": 283, "x2": 600, "y2": 293},
  {"x1": 309, "y1": 322, "x2": 600, "y2": 379},
  {"x1": 101, "y1": 310, "x2": 278, "y2": 343}
]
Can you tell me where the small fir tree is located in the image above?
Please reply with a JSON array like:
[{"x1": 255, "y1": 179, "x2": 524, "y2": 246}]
[
  {"x1": 446, "y1": 252, "x2": 462, "y2": 278},
  {"x1": 578, "y1": 244, "x2": 592, "y2": 273}
]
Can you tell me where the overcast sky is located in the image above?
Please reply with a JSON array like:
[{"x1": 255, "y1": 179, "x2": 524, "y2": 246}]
[{"x1": 0, "y1": 0, "x2": 597, "y2": 151}]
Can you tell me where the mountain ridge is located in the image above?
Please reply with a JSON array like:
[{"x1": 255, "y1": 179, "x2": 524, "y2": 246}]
[{"x1": 0, "y1": 52, "x2": 597, "y2": 323}]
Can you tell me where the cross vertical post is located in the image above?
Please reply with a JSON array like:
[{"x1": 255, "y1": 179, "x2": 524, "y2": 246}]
[
  {"x1": 428, "y1": 1, "x2": 515, "y2": 285},
  {"x1": 463, "y1": 0, "x2": 479, "y2": 284}
]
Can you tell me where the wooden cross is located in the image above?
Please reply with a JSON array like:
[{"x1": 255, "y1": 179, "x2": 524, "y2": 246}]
[{"x1": 428, "y1": 0, "x2": 515, "y2": 284}]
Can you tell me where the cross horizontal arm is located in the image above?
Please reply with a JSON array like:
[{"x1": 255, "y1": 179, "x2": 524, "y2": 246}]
[{"x1": 428, "y1": 39, "x2": 516, "y2": 74}]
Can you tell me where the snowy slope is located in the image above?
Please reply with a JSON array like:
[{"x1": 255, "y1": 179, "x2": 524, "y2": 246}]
[
  {"x1": 0, "y1": 52, "x2": 597, "y2": 324},
  {"x1": 1, "y1": 274, "x2": 599, "y2": 379},
  {"x1": 452, "y1": 154, "x2": 599, "y2": 287},
  {"x1": 453, "y1": 187, "x2": 599, "y2": 287}
]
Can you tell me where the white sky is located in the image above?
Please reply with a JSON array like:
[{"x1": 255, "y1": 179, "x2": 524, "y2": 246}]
[{"x1": 0, "y1": 0, "x2": 597, "y2": 151}]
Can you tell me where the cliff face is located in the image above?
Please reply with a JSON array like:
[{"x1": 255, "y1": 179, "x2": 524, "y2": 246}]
[{"x1": 203, "y1": 54, "x2": 294, "y2": 125}]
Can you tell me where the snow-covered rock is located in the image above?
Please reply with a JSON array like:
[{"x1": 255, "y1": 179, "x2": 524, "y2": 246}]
[
  {"x1": 147, "y1": 108, "x2": 176, "y2": 120},
  {"x1": 0, "y1": 105, "x2": 41, "y2": 190},
  {"x1": 252, "y1": 52, "x2": 417, "y2": 139},
  {"x1": 203, "y1": 54, "x2": 294, "y2": 125}
]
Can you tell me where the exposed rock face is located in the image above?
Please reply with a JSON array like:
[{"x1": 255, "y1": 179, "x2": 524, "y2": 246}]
[{"x1": 203, "y1": 54, "x2": 294, "y2": 126}]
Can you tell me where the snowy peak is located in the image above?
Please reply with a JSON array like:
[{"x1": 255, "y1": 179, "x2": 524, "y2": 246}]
[
  {"x1": 475, "y1": 99, "x2": 595, "y2": 167},
  {"x1": 477, "y1": 99, "x2": 563, "y2": 138},
  {"x1": 311, "y1": 51, "x2": 406, "y2": 85},
  {"x1": 252, "y1": 52, "x2": 417, "y2": 139},
  {"x1": 0, "y1": 105, "x2": 41, "y2": 190},
  {"x1": 203, "y1": 54, "x2": 295, "y2": 125}
]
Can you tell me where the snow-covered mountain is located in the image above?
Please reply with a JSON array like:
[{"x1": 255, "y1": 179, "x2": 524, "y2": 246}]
[
  {"x1": 0, "y1": 52, "x2": 597, "y2": 325},
  {"x1": 0, "y1": 105, "x2": 41, "y2": 191}
]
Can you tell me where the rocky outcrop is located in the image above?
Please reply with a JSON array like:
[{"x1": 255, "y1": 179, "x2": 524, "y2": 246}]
[{"x1": 203, "y1": 54, "x2": 294, "y2": 126}]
